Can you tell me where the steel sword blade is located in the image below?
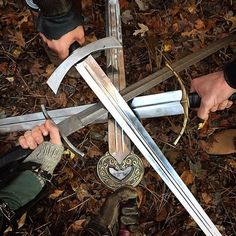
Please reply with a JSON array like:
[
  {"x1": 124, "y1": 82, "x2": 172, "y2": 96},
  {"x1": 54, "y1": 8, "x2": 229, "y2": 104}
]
[
  {"x1": 46, "y1": 33, "x2": 236, "y2": 137},
  {"x1": 0, "y1": 91, "x2": 183, "y2": 133},
  {"x1": 47, "y1": 36, "x2": 122, "y2": 94},
  {"x1": 75, "y1": 55, "x2": 221, "y2": 236}
]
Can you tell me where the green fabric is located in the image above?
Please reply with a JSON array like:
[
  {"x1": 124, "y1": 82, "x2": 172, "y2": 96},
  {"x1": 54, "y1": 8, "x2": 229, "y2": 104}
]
[{"x1": 0, "y1": 170, "x2": 42, "y2": 211}]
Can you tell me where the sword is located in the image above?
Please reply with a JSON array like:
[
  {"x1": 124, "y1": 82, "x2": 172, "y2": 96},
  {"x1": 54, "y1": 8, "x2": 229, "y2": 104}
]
[
  {"x1": 46, "y1": 33, "x2": 236, "y2": 137},
  {"x1": 75, "y1": 55, "x2": 221, "y2": 236},
  {"x1": 0, "y1": 90, "x2": 212, "y2": 133}
]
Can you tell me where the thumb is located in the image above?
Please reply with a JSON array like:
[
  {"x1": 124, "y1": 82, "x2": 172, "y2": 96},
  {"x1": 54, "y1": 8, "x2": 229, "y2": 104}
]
[
  {"x1": 197, "y1": 103, "x2": 210, "y2": 120},
  {"x1": 45, "y1": 120, "x2": 62, "y2": 145},
  {"x1": 58, "y1": 48, "x2": 70, "y2": 60}
]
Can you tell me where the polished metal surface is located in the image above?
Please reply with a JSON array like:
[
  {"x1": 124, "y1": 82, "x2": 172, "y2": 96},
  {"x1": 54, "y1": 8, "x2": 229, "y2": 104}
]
[
  {"x1": 47, "y1": 37, "x2": 122, "y2": 94},
  {"x1": 0, "y1": 91, "x2": 184, "y2": 133},
  {"x1": 97, "y1": 152, "x2": 144, "y2": 190},
  {"x1": 106, "y1": 0, "x2": 132, "y2": 164},
  {"x1": 47, "y1": 34, "x2": 236, "y2": 137},
  {"x1": 75, "y1": 55, "x2": 221, "y2": 236}
]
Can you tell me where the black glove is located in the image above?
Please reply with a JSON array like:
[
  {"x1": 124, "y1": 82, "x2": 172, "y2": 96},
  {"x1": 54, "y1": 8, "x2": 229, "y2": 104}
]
[{"x1": 83, "y1": 186, "x2": 140, "y2": 236}]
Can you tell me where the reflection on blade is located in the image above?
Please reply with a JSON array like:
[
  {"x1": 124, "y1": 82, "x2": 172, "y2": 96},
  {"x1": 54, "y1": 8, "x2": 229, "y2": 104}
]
[{"x1": 75, "y1": 55, "x2": 221, "y2": 236}]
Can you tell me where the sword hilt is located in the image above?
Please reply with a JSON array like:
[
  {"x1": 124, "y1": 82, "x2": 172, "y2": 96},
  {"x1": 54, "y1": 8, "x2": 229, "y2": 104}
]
[
  {"x1": 189, "y1": 92, "x2": 236, "y2": 108},
  {"x1": 41, "y1": 105, "x2": 85, "y2": 159}
]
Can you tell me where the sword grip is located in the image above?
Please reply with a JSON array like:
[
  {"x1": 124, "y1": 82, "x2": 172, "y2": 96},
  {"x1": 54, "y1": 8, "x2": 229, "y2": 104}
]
[
  {"x1": 69, "y1": 41, "x2": 81, "y2": 54},
  {"x1": 189, "y1": 92, "x2": 236, "y2": 108}
]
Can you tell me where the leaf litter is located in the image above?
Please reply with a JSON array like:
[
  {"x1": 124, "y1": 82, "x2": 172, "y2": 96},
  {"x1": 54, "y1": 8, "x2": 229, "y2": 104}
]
[{"x1": 0, "y1": 0, "x2": 236, "y2": 235}]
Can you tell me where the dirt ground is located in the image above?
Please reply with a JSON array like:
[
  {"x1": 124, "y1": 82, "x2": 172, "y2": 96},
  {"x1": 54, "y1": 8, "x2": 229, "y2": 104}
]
[{"x1": 0, "y1": 0, "x2": 236, "y2": 235}]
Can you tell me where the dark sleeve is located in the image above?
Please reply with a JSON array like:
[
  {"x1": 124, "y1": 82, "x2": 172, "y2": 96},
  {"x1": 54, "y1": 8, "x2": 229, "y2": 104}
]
[
  {"x1": 223, "y1": 58, "x2": 236, "y2": 89},
  {"x1": 33, "y1": 0, "x2": 84, "y2": 40}
]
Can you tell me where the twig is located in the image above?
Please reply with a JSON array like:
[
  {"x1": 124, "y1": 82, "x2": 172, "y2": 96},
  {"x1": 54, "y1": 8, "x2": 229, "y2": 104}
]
[{"x1": 67, "y1": 197, "x2": 91, "y2": 212}]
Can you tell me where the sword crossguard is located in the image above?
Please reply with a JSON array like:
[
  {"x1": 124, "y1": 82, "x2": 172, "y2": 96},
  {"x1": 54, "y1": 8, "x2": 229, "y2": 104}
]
[
  {"x1": 41, "y1": 105, "x2": 85, "y2": 159},
  {"x1": 47, "y1": 36, "x2": 122, "y2": 94}
]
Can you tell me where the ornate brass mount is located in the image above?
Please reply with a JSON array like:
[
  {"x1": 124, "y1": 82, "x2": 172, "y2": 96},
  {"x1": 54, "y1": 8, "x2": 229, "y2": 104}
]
[{"x1": 97, "y1": 152, "x2": 144, "y2": 190}]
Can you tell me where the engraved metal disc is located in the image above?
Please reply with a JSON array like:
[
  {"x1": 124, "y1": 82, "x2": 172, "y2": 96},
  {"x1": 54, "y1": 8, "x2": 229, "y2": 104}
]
[{"x1": 97, "y1": 152, "x2": 144, "y2": 190}]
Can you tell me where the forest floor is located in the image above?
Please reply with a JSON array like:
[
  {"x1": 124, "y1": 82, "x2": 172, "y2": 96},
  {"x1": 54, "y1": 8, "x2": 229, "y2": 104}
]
[{"x1": 0, "y1": 0, "x2": 236, "y2": 235}]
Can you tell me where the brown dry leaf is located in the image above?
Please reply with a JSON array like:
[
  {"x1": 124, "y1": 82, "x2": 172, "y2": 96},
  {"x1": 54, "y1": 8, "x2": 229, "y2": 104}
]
[
  {"x1": 8, "y1": 30, "x2": 25, "y2": 48},
  {"x1": 180, "y1": 170, "x2": 193, "y2": 186},
  {"x1": 156, "y1": 207, "x2": 168, "y2": 221},
  {"x1": 12, "y1": 47, "x2": 23, "y2": 58},
  {"x1": 30, "y1": 60, "x2": 44, "y2": 75},
  {"x1": 224, "y1": 15, "x2": 236, "y2": 32},
  {"x1": 81, "y1": 0, "x2": 92, "y2": 9},
  {"x1": 87, "y1": 145, "x2": 103, "y2": 157},
  {"x1": 17, "y1": 9, "x2": 31, "y2": 29},
  {"x1": 163, "y1": 41, "x2": 172, "y2": 52},
  {"x1": 187, "y1": 3, "x2": 197, "y2": 14},
  {"x1": 59, "y1": 92, "x2": 68, "y2": 107},
  {"x1": 133, "y1": 23, "x2": 149, "y2": 37},
  {"x1": 227, "y1": 159, "x2": 236, "y2": 169},
  {"x1": 194, "y1": 19, "x2": 205, "y2": 30},
  {"x1": 76, "y1": 183, "x2": 91, "y2": 201},
  {"x1": 45, "y1": 64, "x2": 56, "y2": 77},
  {"x1": 120, "y1": 0, "x2": 129, "y2": 9},
  {"x1": 0, "y1": 62, "x2": 8, "y2": 74},
  {"x1": 200, "y1": 129, "x2": 236, "y2": 155},
  {"x1": 165, "y1": 149, "x2": 179, "y2": 164},
  {"x1": 49, "y1": 189, "x2": 64, "y2": 199},
  {"x1": 57, "y1": 166, "x2": 74, "y2": 184},
  {"x1": 201, "y1": 192, "x2": 212, "y2": 204},
  {"x1": 66, "y1": 219, "x2": 86, "y2": 234},
  {"x1": 85, "y1": 34, "x2": 97, "y2": 44}
]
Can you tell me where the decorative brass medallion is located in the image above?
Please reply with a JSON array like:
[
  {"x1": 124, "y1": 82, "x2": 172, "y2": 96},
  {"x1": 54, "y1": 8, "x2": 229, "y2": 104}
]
[{"x1": 97, "y1": 152, "x2": 144, "y2": 190}]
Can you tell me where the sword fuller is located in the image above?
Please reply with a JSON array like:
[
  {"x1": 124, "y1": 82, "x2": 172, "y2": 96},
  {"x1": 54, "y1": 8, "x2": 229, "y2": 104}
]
[
  {"x1": 0, "y1": 91, "x2": 184, "y2": 133},
  {"x1": 75, "y1": 56, "x2": 221, "y2": 236}
]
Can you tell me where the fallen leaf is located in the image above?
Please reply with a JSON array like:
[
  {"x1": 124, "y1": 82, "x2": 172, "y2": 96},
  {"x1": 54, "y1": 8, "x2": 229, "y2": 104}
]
[
  {"x1": 180, "y1": 170, "x2": 193, "y2": 185},
  {"x1": 201, "y1": 192, "x2": 212, "y2": 204},
  {"x1": 122, "y1": 10, "x2": 134, "y2": 24},
  {"x1": 163, "y1": 41, "x2": 172, "y2": 52},
  {"x1": 8, "y1": 30, "x2": 25, "y2": 48},
  {"x1": 135, "y1": 0, "x2": 149, "y2": 11},
  {"x1": 5, "y1": 77, "x2": 14, "y2": 83},
  {"x1": 87, "y1": 145, "x2": 103, "y2": 157},
  {"x1": 200, "y1": 129, "x2": 236, "y2": 155},
  {"x1": 225, "y1": 15, "x2": 236, "y2": 31},
  {"x1": 64, "y1": 149, "x2": 76, "y2": 160},
  {"x1": 120, "y1": 0, "x2": 129, "y2": 9},
  {"x1": 227, "y1": 159, "x2": 236, "y2": 169},
  {"x1": 49, "y1": 189, "x2": 64, "y2": 199},
  {"x1": 45, "y1": 64, "x2": 56, "y2": 77},
  {"x1": 187, "y1": 3, "x2": 197, "y2": 14},
  {"x1": 66, "y1": 219, "x2": 86, "y2": 233},
  {"x1": 156, "y1": 207, "x2": 168, "y2": 221},
  {"x1": 76, "y1": 183, "x2": 90, "y2": 201},
  {"x1": 195, "y1": 19, "x2": 205, "y2": 30},
  {"x1": 133, "y1": 23, "x2": 149, "y2": 37}
]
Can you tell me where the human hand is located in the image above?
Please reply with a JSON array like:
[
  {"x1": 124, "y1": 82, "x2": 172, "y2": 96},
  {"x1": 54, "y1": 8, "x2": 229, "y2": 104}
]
[
  {"x1": 18, "y1": 120, "x2": 62, "y2": 150},
  {"x1": 40, "y1": 25, "x2": 85, "y2": 60},
  {"x1": 190, "y1": 71, "x2": 236, "y2": 120},
  {"x1": 84, "y1": 186, "x2": 140, "y2": 235}
]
